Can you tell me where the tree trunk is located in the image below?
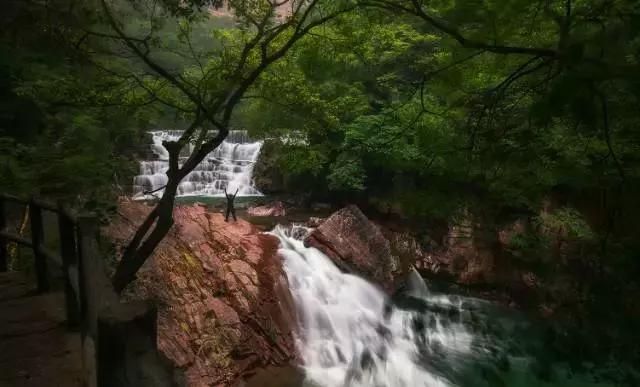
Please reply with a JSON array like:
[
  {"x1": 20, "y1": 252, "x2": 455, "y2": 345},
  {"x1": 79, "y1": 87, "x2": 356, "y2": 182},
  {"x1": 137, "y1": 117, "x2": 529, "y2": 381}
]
[
  {"x1": 111, "y1": 128, "x2": 229, "y2": 294},
  {"x1": 102, "y1": 0, "x2": 353, "y2": 295},
  {"x1": 112, "y1": 182, "x2": 178, "y2": 293}
]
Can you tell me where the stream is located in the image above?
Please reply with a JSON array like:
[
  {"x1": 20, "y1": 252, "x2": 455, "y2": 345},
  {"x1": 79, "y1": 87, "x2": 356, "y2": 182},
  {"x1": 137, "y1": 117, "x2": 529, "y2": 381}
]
[
  {"x1": 260, "y1": 225, "x2": 631, "y2": 387},
  {"x1": 135, "y1": 129, "x2": 633, "y2": 387}
]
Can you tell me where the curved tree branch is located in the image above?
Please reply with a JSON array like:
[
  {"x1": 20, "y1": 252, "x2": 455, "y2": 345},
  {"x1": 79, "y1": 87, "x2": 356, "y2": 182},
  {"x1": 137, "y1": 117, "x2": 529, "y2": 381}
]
[
  {"x1": 361, "y1": 0, "x2": 559, "y2": 57},
  {"x1": 105, "y1": 0, "x2": 358, "y2": 292}
]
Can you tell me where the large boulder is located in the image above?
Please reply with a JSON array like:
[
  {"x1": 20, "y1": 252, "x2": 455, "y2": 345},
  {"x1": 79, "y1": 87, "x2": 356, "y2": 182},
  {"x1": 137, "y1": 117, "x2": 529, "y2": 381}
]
[
  {"x1": 304, "y1": 205, "x2": 399, "y2": 289},
  {"x1": 247, "y1": 201, "x2": 286, "y2": 217},
  {"x1": 104, "y1": 202, "x2": 297, "y2": 387}
]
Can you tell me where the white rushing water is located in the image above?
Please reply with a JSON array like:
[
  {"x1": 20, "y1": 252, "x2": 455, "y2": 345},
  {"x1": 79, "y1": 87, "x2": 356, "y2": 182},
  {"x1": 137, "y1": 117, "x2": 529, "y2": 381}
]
[
  {"x1": 270, "y1": 225, "x2": 477, "y2": 387},
  {"x1": 133, "y1": 130, "x2": 263, "y2": 198}
]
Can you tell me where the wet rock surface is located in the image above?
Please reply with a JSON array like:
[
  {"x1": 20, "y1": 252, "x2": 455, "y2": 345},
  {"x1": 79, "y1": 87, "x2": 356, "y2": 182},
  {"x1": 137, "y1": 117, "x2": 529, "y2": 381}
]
[
  {"x1": 104, "y1": 201, "x2": 297, "y2": 387},
  {"x1": 247, "y1": 201, "x2": 286, "y2": 217},
  {"x1": 301, "y1": 206, "x2": 535, "y2": 305},
  {"x1": 304, "y1": 205, "x2": 399, "y2": 289}
]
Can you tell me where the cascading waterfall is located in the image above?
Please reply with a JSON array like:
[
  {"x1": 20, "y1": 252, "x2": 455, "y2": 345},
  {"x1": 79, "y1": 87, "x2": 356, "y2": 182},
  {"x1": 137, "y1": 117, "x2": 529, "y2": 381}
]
[
  {"x1": 270, "y1": 225, "x2": 476, "y2": 387},
  {"x1": 268, "y1": 226, "x2": 620, "y2": 387},
  {"x1": 133, "y1": 130, "x2": 263, "y2": 198}
]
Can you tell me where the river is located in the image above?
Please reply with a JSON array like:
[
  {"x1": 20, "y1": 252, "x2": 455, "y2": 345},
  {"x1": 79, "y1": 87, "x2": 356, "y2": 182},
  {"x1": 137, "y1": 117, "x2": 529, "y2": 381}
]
[
  {"x1": 134, "y1": 129, "x2": 633, "y2": 387},
  {"x1": 257, "y1": 225, "x2": 629, "y2": 387}
]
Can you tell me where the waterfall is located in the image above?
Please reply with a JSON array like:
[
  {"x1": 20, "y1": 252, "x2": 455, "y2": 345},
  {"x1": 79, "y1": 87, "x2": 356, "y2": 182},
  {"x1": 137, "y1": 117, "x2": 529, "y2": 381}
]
[
  {"x1": 270, "y1": 225, "x2": 478, "y2": 387},
  {"x1": 133, "y1": 130, "x2": 263, "y2": 199},
  {"x1": 263, "y1": 226, "x2": 624, "y2": 387}
]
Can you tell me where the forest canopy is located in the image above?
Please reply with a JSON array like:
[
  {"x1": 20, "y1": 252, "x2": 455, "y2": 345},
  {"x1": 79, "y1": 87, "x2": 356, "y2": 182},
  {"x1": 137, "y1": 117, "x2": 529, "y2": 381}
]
[{"x1": 1, "y1": 0, "x2": 640, "y2": 368}]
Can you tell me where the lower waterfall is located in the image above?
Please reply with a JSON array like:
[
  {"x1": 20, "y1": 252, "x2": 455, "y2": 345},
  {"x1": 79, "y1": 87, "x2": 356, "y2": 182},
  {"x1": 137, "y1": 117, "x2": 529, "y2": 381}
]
[
  {"x1": 133, "y1": 130, "x2": 263, "y2": 198},
  {"x1": 271, "y1": 225, "x2": 473, "y2": 387},
  {"x1": 269, "y1": 225, "x2": 617, "y2": 387}
]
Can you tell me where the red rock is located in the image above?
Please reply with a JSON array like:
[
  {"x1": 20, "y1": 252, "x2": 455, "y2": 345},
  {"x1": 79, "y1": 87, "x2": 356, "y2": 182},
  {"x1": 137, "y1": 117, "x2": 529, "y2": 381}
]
[
  {"x1": 384, "y1": 230, "x2": 443, "y2": 275},
  {"x1": 206, "y1": 298, "x2": 240, "y2": 326},
  {"x1": 103, "y1": 201, "x2": 297, "y2": 387},
  {"x1": 411, "y1": 211, "x2": 502, "y2": 285},
  {"x1": 247, "y1": 201, "x2": 286, "y2": 217},
  {"x1": 539, "y1": 304, "x2": 554, "y2": 318},
  {"x1": 306, "y1": 217, "x2": 325, "y2": 227},
  {"x1": 304, "y1": 205, "x2": 398, "y2": 289}
]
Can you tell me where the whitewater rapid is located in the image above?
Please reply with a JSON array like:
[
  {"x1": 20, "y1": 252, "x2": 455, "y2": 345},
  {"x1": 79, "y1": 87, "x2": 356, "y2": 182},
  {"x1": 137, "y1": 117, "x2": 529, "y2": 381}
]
[{"x1": 270, "y1": 225, "x2": 476, "y2": 387}]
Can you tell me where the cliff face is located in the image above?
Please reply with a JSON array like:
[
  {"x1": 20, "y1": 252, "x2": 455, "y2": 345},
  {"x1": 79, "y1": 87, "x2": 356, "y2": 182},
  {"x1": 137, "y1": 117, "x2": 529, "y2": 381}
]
[{"x1": 104, "y1": 202, "x2": 297, "y2": 387}]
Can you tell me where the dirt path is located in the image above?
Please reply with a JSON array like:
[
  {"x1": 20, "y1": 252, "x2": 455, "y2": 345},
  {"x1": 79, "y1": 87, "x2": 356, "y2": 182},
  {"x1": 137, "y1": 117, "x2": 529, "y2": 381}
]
[{"x1": 0, "y1": 272, "x2": 83, "y2": 387}]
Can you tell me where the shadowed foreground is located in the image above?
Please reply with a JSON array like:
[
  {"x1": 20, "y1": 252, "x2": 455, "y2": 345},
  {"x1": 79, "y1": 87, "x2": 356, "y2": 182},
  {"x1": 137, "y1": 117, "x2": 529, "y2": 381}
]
[{"x1": 0, "y1": 272, "x2": 82, "y2": 387}]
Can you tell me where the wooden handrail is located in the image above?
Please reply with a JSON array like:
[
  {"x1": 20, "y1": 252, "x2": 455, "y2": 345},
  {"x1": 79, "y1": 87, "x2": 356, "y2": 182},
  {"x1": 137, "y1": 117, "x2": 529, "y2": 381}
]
[
  {"x1": 75, "y1": 216, "x2": 174, "y2": 386},
  {"x1": 0, "y1": 230, "x2": 33, "y2": 248},
  {"x1": 0, "y1": 193, "x2": 76, "y2": 220},
  {"x1": 0, "y1": 193, "x2": 29, "y2": 205},
  {"x1": 0, "y1": 194, "x2": 173, "y2": 386}
]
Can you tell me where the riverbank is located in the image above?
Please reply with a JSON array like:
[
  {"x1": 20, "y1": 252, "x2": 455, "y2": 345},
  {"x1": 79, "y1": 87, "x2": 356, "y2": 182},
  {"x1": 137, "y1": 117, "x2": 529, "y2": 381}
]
[
  {"x1": 104, "y1": 201, "x2": 298, "y2": 386},
  {"x1": 104, "y1": 199, "x2": 640, "y2": 386}
]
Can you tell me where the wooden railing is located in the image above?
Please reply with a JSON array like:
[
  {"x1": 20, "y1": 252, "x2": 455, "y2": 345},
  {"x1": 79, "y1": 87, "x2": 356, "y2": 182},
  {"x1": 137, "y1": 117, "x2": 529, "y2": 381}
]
[{"x1": 0, "y1": 194, "x2": 174, "y2": 387}]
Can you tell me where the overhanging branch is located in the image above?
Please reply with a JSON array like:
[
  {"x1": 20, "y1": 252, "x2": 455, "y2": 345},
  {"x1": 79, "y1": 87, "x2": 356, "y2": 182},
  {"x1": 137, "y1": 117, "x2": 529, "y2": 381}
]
[{"x1": 360, "y1": 0, "x2": 559, "y2": 57}]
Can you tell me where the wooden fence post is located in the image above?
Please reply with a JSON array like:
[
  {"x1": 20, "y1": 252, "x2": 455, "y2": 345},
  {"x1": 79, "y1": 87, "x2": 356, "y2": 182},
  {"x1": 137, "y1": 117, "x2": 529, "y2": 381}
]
[
  {"x1": 76, "y1": 216, "x2": 173, "y2": 387},
  {"x1": 76, "y1": 215, "x2": 102, "y2": 387},
  {"x1": 58, "y1": 202, "x2": 80, "y2": 327},
  {"x1": 29, "y1": 197, "x2": 48, "y2": 293},
  {"x1": 97, "y1": 302, "x2": 173, "y2": 387},
  {"x1": 0, "y1": 196, "x2": 7, "y2": 272},
  {"x1": 76, "y1": 215, "x2": 100, "y2": 340}
]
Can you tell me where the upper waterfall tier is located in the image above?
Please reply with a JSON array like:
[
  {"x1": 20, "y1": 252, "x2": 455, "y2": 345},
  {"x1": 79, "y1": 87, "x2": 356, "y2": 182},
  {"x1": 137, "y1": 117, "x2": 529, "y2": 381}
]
[{"x1": 133, "y1": 130, "x2": 263, "y2": 198}]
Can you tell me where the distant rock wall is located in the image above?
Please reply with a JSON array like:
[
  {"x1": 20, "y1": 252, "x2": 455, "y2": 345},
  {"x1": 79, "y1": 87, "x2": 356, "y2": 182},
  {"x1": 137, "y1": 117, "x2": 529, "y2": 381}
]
[
  {"x1": 302, "y1": 205, "x2": 554, "y2": 310},
  {"x1": 252, "y1": 140, "x2": 285, "y2": 195},
  {"x1": 210, "y1": 1, "x2": 291, "y2": 20}
]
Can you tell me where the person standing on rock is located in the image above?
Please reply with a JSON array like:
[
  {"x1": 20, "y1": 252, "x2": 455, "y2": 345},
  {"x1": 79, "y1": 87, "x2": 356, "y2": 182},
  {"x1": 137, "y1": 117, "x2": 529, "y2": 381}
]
[{"x1": 224, "y1": 186, "x2": 239, "y2": 222}]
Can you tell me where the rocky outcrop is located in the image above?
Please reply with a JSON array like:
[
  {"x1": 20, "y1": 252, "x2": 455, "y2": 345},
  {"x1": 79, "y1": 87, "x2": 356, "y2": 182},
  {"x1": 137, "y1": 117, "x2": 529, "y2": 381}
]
[
  {"x1": 381, "y1": 211, "x2": 513, "y2": 286},
  {"x1": 384, "y1": 230, "x2": 445, "y2": 275},
  {"x1": 247, "y1": 201, "x2": 286, "y2": 217},
  {"x1": 301, "y1": 206, "x2": 532, "y2": 297},
  {"x1": 382, "y1": 210, "x2": 584, "y2": 311},
  {"x1": 439, "y1": 214, "x2": 503, "y2": 284},
  {"x1": 304, "y1": 205, "x2": 399, "y2": 289},
  {"x1": 252, "y1": 140, "x2": 285, "y2": 194},
  {"x1": 306, "y1": 217, "x2": 324, "y2": 228},
  {"x1": 104, "y1": 202, "x2": 296, "y2": 387}
]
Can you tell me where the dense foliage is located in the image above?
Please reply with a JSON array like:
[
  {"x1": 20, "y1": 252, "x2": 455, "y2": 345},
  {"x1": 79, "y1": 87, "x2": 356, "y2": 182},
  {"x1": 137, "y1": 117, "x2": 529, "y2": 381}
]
[
  {"x1": 239, "y1": 0, "x2": 640, "y2": 367},
  {"x1": 245, "y1": 1, "x2": 640, "y2": 219},
  {"x1": 0, "y1": 1, "x2": 160, "y2": 210},
  {"x1": 2, "y1": 0, "x2": 640, "y2": 373}
]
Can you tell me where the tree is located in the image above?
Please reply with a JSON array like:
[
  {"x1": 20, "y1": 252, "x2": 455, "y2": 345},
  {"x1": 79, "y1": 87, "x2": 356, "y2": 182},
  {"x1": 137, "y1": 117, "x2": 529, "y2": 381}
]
[
  {"x1": 245, "y1": 0, "x2": 639, "y2": 215},
  {"x1": 0, "y1": 0, "x2": 157, "y2": 206},
  {"x1": 80, "y1": 0, "x2": 358, "y2": 292},
  {"x1": 359, "y1": 0, "x2": 639, "y2": 179}
]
